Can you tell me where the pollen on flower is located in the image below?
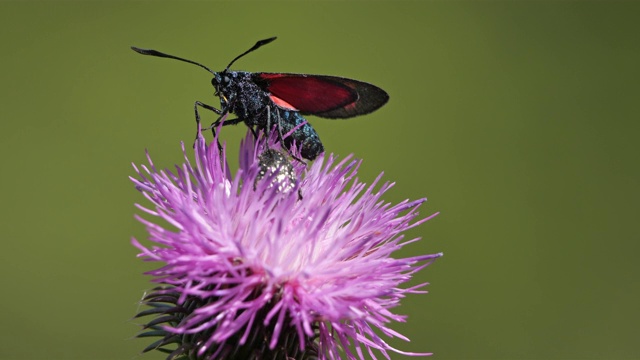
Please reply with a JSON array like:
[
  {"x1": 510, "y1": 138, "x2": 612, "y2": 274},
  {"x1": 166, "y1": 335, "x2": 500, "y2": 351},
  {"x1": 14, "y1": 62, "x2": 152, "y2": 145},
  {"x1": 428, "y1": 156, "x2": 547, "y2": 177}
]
[
  {"x1": 131, "y1": 129, "x2": 442, "y2": 359},
  {"x1": 255, "y1": 149, "x2": 297, "y2": 194}
]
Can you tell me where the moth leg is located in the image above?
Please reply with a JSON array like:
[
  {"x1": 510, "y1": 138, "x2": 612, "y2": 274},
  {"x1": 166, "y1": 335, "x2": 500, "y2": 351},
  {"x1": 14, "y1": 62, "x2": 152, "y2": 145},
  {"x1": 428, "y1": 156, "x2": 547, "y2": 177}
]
[
  {"x1": 266, "y1": 106, "x2": 274, "y2": 149},
  {"x1": 247, "y1": 125, "x2": 259, "y2": 139},
  {"x1": 194, "y1": 101, "x2": 223, "y2": 145},
  {"x1": 207, "y1": 115, "x2": 244, "y2": 129},
  {"x1": 273, "y1": 109, "x2": 305, "y2": 165}
]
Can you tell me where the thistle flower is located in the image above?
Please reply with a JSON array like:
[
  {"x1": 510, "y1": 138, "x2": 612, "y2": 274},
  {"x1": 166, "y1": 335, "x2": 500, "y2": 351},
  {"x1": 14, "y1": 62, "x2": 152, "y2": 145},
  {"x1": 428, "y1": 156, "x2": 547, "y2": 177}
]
[{"x1": 131, "y1": 129, "x2": 442, "y2": 360}]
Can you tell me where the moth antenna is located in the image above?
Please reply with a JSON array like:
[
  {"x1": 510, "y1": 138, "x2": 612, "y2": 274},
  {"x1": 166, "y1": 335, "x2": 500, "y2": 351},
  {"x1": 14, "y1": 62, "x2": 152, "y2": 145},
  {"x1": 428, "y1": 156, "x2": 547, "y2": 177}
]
[
  {"x1": 225, "y1": 37, "x2": 277, "y2": 71},
  {"x1": 131, "y1": 46, "x2": 215, "y2": 75}
]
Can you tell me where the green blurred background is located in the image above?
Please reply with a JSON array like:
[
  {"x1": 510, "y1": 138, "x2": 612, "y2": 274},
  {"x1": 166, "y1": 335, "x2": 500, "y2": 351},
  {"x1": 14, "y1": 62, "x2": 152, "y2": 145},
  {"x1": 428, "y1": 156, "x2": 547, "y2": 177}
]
[{"x1": 1, "y1": 1, "x2": 638, "y2": 359}]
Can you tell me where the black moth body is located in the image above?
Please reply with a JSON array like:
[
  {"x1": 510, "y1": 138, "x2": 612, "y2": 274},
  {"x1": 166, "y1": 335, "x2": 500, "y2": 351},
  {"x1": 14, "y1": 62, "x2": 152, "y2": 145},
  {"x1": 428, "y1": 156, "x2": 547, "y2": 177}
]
[{"x1": 214, "y1": 71, "x2": 324, "y2": 160}]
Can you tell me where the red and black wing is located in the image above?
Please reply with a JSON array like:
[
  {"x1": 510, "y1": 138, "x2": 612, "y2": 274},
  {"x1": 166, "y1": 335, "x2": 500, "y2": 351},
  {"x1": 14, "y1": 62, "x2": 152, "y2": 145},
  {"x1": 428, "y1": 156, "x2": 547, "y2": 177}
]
[{"x1": 253, "y1": 73, "x2": 389, "y2": 119}]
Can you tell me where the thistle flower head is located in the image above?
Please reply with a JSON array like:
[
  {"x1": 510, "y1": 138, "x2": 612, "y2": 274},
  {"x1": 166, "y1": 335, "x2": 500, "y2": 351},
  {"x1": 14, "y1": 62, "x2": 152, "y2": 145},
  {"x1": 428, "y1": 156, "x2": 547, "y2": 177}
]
[{"x1": 131, "y1": 129, "x2": 442, "y2": 359}]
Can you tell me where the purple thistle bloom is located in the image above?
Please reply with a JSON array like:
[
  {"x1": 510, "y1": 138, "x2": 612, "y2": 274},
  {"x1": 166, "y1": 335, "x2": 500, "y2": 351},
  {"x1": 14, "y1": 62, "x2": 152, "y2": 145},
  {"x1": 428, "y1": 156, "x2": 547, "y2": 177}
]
[{"x1": 131, "y1": 129, "x2": 442, "y2": 359}]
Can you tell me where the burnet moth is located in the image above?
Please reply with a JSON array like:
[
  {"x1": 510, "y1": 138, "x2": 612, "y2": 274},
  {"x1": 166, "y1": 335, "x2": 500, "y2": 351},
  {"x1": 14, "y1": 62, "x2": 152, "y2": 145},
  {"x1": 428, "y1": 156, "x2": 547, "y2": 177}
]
[{"x1": 131, "y1": 37, "x2": 389, "y2": 160}]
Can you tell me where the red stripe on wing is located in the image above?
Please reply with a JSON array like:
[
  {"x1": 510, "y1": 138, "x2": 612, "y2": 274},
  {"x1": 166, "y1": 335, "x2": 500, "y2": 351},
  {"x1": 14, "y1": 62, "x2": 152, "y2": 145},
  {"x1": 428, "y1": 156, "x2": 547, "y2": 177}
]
[
  {"x1": 256, "y1": 73, "x2": 357, "y2": 114},
  {"x1": 269, "y1": 95, "x2": 298, "y2": 111}
]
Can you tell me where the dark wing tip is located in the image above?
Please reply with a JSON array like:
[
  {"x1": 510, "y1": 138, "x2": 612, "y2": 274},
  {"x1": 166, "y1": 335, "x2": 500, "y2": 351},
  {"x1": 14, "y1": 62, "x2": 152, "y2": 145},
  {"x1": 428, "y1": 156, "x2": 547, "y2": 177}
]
[{"x1": 316, "y1": 80, "x2": 390, "y2": 118}]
